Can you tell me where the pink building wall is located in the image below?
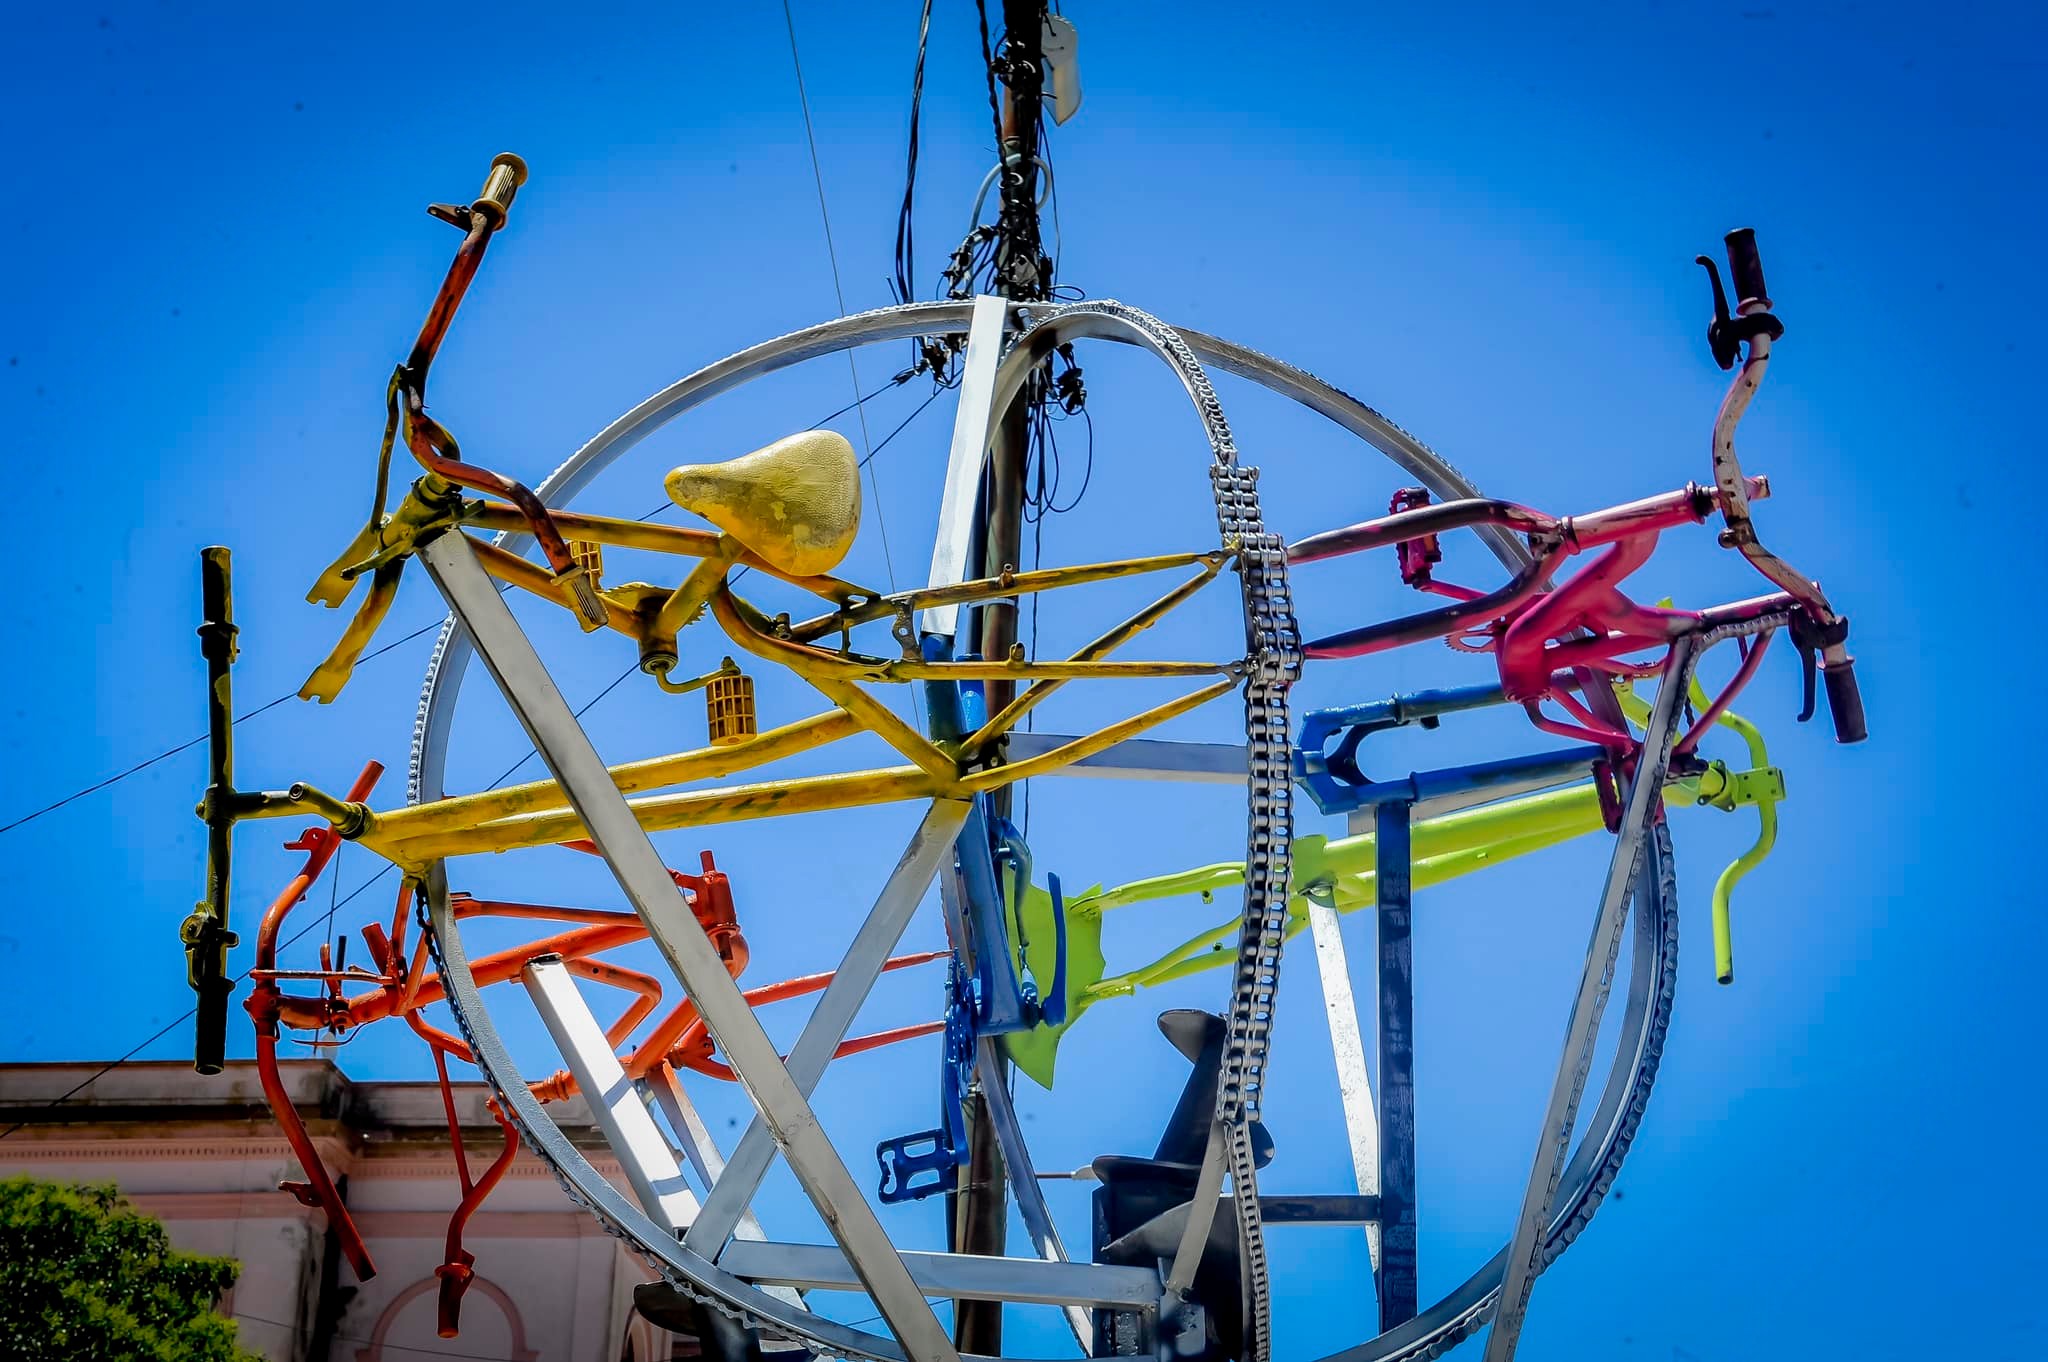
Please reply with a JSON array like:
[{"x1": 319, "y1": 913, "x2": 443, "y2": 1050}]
[{"x1": 0, "y1": 1060, "x2": 688, "y2": 1362}]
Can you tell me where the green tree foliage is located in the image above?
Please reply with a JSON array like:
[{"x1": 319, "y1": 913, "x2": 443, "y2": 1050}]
[{"x1": 0, "y1": 1176, "x2": 263, "y2": 1362}]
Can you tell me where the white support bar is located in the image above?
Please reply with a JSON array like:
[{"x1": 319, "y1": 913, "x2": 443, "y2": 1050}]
[
  {"x1": 976, "y1": 1039, "x2": 1094, "y2": 1352},
  {"x1": 419, "y1": 531, "x2": 960, "y2": 1362},
  {"x1": 718, "y1": 1242, "x2": 1161, "y2": 1311},
  {"x1": 639, "y1": 1070, "x2": 803, "y2": 1309},
  {"x1": 922, "y1": 294, "x2": 1010, "y2": 637},
  {"x1": 522, "y1": 957, "x2": 702, "y2": 1232},
  {"x1": 1306, "y1": 880, "x2": 1381, "y2": 1269},
  {"x1": 687, "y1": 800, "x2": 967, "y2": 1256}
]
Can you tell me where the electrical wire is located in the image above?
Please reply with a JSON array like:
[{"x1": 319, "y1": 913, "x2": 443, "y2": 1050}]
[
  {"x1": 234, "y1": 1310, "x2": 525, "y2": 1361},
  {"x1": 0, "y1": 655, "x2": 643, "y2": 1139},
  {"x1": 0, "y1": 619, "x2": 445, "y2": 838},
  {"x1": 781, "y1": 0, "x2": 898, "y2": 592},
  {"x1": 892, "y1": 0, "x2": 935, "y2": 308}
]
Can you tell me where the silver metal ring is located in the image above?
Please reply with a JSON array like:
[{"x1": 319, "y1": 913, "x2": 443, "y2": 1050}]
[{"x1": 408, "y1": 300, "x2": 1671, "y2": 1362}]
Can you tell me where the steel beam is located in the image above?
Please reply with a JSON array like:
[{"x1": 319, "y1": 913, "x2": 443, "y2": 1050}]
[
  {"x1": 976, "y1": 1038, "x2": 1094, "y2": 1352},
  {"x1": 923, "y1": 295, "x2": 1009, "y2": 638},
  {"x1": 718, "y1": 1242, "x2": 1160, "y2": 1311},
  {"x1": 418, "y1": 531, "x2": 960, "y2": 1362},
  {"x1": 1480, "y1": 636, "x2": 1700, "y2": 1362},
  {"x1": 1004, "y1": 732, "x2": 1248, "y2": 784},
  {"x1": 523, "y1": 956, "x2": 702, "y2": 1232},
  {"x1": 640, "y1": 1068, "x2": 794, "y2": 1288}
]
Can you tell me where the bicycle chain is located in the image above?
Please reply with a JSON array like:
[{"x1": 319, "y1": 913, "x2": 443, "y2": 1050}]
[{"x1": 1043, "y1": 302, "x2": 1302, "y2": 1362}]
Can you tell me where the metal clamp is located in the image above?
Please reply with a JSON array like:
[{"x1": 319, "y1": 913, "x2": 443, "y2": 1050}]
[{"x1": 1296, "y1": 681, "x2": 1606, "y2": 816}]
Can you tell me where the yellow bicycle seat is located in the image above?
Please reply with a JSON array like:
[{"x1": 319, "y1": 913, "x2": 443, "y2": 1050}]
[{"x1": 664, "y1": 429, "x2": 862, "y2": 578}]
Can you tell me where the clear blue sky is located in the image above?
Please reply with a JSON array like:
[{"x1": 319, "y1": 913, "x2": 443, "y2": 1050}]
[{"x1": 3, "y1": 3, "x2": 2041, "y2": 1360}]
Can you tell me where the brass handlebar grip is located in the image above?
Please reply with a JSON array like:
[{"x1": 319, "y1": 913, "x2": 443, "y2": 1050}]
[{"x1": 472, "y1": 152, "x2": 529, "y2": 228}]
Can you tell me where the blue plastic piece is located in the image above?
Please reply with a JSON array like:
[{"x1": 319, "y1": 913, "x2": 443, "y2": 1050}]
[{"x1": 1042, "y1": 872, "x2": 1068, "y2": 1028}]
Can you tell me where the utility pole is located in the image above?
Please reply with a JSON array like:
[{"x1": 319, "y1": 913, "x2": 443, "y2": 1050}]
[{"x1": 955, "y1": 1, "x2": 1048, "y2": 1353}]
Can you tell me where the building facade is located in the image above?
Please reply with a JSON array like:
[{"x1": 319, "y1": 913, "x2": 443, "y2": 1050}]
[{"x1": 0, "y1": 1060, "x2": 690, "y2": 1362}]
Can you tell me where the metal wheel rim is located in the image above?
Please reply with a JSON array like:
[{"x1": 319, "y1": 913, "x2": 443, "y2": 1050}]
[{"x1": 408, "y1": 300, "x2": 1676, "y2": 1361}]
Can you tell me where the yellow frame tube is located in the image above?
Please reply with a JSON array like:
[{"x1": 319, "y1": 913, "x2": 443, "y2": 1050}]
[
  {"x1": 374, "y1": 765, "x2": 946, "y2": 864},
  {"x1": 957, "y1": 677, "x2": 1239, "y2": 793},
  {"x1": 892, "y1": 658, "x2": 1231, "y2": 681},
  {"x1": 785, "y1": 549, "x2": 1230, "y2": 644},
  {"x1": 467, "y1": 536, "x2": 645, "y2": 639},
  {"x1": 805, "y1": 676, "x2": 960, "y2": 781},
  {"x1": 1090, "y1": 826, "x2": 1603, "y2": 1001},
  {"x1": 966, "y1": 560, "x2": 1228, "y2": 755},
  {"x1": 364, "y1": 707, "x2": 862, "y2": 845},
  {"x1": 713, "y1": 582, "x2": 1229, "y2": 688},
  {"x1": 462, "y1": 501, "x2": 872, "y2": 600}
]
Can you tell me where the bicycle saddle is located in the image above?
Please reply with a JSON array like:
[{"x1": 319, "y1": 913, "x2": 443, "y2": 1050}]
[{"x1": 664, "y1": 429, "x2": 861, "y2": 577}]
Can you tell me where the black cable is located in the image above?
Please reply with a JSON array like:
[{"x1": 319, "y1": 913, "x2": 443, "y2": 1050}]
[
  {"x1": 234, "y1": 1310, "x2": 522, "y2": 1361},
  {"x1": 481, "y1": 662, "x2": 638, "y2": 791},
  {"x1": 814, "y1": 371, "x2": 913, "y2": 432},
  {"x1": 0, "y1": 1013, "x2": 196, "y2": 1140},
  {"x1": 892, "y1": 0, "x2": 935, "y2": 308},
  {"x1": 0, "y1": 653, "x2": 643, "y2": 1139},
  {"x1": 858, "y1": 384, "x2": 945, "y2": 472},
  {"x1": 0, "y1": 618, "x2": 445, "y2": 838},
  {"x1": 974, "y1": 0, "x2": 1007, "y2": 166}
]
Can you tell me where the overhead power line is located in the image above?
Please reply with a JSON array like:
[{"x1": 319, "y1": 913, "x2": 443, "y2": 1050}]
[{"x1": 0, "y1": 618, "x2": 446, "y2": 839}]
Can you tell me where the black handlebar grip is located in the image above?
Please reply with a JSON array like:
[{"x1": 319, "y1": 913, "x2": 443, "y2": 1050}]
[
  {"x1": 1724, "y1": 227, "x2": 1770, "y2": 308},
  {"x1": 1821, "y1": 658, "x2": 1867, "y2": 745},
  {"x1": 194, "y1": 979, "x2": 230, "y2": 1076}
]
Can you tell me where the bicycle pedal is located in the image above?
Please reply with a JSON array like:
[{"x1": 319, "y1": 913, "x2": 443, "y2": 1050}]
[{"x1": 875, "y1": 1128, "x2": 960, "y2": 1204}]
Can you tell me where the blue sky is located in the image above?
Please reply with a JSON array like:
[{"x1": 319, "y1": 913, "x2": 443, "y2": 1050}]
[{"x1": 2, "y1": 3, "x2": 2042, "y2": 1360}]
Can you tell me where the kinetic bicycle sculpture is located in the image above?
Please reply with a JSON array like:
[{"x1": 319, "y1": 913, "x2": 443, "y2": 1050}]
[{"x1": 182, "y1": 151, "x2": 1862, "y2": 1362}]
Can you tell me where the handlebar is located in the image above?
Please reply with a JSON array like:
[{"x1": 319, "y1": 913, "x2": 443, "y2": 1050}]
[
  {"x1": 472, "y1": 152, "x2": 527, "y2": 227},
  {"x1": 1723, "y1": 227, "x2": 1771, "y2": 309},
  {"x1": 1698, "y1": 226, "x2": 1869, "y2": 745},
  {"x1": 1822, "y1": 656, "x2": 1867, "y2": 745}
]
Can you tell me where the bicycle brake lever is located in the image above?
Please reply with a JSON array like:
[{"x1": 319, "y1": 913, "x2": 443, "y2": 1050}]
[
  {"x1": 1696, "y1": 251, "x2": 1784, "y2": 372},
  {"x1": 1794, "y1": 629, "x2": 1820, "y2": 724}
]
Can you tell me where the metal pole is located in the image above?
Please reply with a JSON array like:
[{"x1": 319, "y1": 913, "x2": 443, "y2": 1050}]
[
  {"x1": 1372, "y1": 800, "x2": 1418, "y2": 1328},
  {"x1": 189, "y1": 546, "x2": 238, "y2": 1075},
  {"x1": 957, "y1": 2, "x2": 1048, "y2": 1351}
]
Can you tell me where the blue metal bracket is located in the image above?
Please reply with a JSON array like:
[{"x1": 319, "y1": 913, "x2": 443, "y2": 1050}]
[
  {"x1": 877, "y1": 959, "x2": 978, "y2": 1203},
  {"x1": 1295, "y1": 681, "x2": 1608, "y2": 816}
]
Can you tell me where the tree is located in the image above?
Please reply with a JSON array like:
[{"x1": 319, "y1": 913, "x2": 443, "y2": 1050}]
[{"x1": 0, "y1": 1176, "x2": 264, "y2": 1362}]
